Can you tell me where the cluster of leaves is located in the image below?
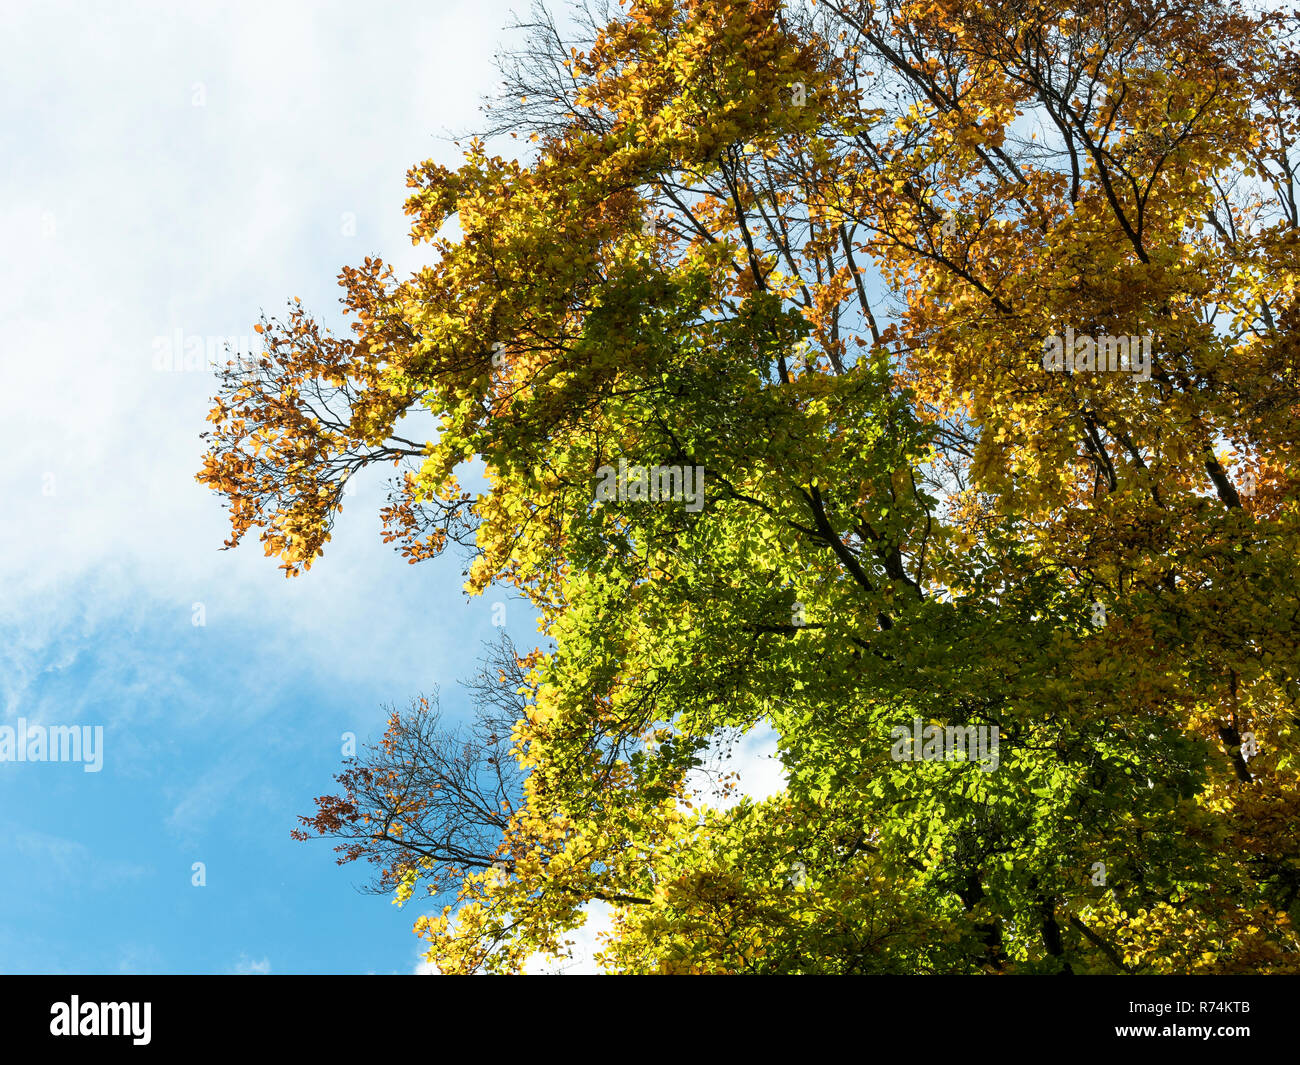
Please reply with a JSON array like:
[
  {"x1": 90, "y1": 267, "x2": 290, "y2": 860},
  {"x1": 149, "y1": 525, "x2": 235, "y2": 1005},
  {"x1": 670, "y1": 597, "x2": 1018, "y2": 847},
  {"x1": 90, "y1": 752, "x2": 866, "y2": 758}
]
[{"x1": 209, "y1": 0, "x2": 1300, "y2": 972}]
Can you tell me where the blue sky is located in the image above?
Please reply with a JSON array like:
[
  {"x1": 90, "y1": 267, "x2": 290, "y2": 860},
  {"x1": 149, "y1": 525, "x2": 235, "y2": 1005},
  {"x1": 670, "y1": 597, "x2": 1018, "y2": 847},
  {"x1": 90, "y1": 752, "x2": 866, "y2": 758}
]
[{"x1": 0, "y1": 0, "x2": 537, "y2": 975}]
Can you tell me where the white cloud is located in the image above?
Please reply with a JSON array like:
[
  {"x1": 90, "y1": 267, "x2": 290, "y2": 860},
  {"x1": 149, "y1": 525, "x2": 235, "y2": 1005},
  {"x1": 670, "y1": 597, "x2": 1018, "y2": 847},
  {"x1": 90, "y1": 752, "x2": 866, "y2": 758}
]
[
  {"x1": 687, "y1": 720, "x2": 788, "y2": 809},
  {"x1": 524, "y1": 901, "x2": 615, "y2": 975},
  {"x1": 232, "y1": 953, "x2": 271, "y2": 975},
  {"x1": 0, "y1": 0, "x2": 522, "y2": 660},
  {"x1": 519, "y1": 725, "x2": 789, "y2": 975}
]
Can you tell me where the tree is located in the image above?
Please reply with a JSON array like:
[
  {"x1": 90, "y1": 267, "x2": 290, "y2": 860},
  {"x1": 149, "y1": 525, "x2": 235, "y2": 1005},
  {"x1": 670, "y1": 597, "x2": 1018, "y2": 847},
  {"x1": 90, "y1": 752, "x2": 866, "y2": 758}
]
[
  {"x1": 205, "y1": 0, "x2": 1300, "y2": 973},
  {"x1": 291, "y1": 635, "x2": 529, "y2": 903}
]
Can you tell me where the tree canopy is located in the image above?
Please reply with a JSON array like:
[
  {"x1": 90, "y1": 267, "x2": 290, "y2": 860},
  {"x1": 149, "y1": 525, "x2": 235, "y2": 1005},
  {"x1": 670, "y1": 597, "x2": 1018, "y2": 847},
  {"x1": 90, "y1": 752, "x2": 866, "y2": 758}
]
[{"x1": 202, "y1": 0, "x2": 1300, "y2": 973}]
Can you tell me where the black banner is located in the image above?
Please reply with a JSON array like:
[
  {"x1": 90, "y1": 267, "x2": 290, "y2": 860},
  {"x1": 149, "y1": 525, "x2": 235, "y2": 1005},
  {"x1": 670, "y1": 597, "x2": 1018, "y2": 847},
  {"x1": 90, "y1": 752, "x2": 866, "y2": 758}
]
[{"x1": 0, "y1": 974, "x2": 1289, "y2": 1054}]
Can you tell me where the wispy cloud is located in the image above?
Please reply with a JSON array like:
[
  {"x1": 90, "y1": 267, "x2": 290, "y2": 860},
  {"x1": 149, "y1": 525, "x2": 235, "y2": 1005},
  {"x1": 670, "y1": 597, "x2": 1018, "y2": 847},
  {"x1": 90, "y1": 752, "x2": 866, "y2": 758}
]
[{"x1": 232, "y1": 954, "x2": 272, "y2": 975}]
